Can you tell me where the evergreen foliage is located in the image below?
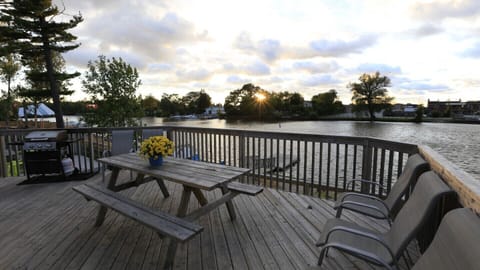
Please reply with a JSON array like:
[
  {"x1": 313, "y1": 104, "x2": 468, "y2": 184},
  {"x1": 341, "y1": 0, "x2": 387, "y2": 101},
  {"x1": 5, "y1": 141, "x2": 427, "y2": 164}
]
[{"x1": 0, "y1": 0, "x2": 82, "y2": 128}]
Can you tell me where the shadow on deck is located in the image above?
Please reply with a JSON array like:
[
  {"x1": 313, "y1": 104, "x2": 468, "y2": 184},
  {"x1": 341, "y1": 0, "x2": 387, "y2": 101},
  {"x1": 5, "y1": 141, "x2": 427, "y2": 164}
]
[{"x1": 0, "y1": 172, "x2": 417, "y2": 269}]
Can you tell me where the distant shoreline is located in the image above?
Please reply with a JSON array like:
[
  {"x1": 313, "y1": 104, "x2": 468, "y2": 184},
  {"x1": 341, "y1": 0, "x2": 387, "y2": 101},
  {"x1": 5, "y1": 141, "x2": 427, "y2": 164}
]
[{"x1": 1, "y1": 115, "x2": 479, "y2": 129}]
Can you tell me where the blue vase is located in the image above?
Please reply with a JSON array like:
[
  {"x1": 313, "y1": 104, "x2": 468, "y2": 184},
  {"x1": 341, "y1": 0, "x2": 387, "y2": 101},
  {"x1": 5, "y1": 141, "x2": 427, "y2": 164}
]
[{"x1": 149, "y1": 155, "x2": 163, "y2": 167}]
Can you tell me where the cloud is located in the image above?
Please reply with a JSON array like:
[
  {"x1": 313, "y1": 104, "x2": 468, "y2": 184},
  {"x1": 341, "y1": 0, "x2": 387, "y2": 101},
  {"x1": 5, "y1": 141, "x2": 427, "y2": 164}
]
[
  {"x1": 300, "y1": 74, "x2": 340, "y2": 87},
  {"x1": 224, "y1": 60, "x2": 271, "y2": 76},
  {"x1": 234, "y1": 32, "x2": 255, "y2": 51},
  {"x1": 460, "y1": 42, "x2": 480, "y2": 58},
  {"x1": 456, "y1": 78, "x2": 480, "y2": 87},
  {"x1": 226, "y1": 75, "x2": 250, "y2": 84},
  {"x1": 410, "y1": 0, "x2": 480, "y2": 21},
  {"x1": 355, "y1": 63, "x2": 402, "y2": 74},
  {"x1": 80, "y1": 10, "x2": 208, "y2": 63},
  {"x1": 64, "y1": 47, "x2": 147, "y2": 69},
  {"x1": 309, "y1": 35, "x2": 377, "y2": 57},
  {"x1": 257, "y1": 39, "x2": 281, "y2": 62},
  {"x1": 176, "y1": 68, "x2": 211, "y2": 81},
  {"x1": 268, "y1": 76, "x2": 284, "y2": 83},
  {"x1": 244, "y1": 61, "x2": 271, "y2": 75},
  {"x1": 234, "y1": 32, "x2": 282, "y2": 62},
  {"x1": 406, "y1": 24, "x2": 444, "y2": 38},
  {"x1": 54, "y1": 0, "x2": 167, "y2": 13},
  {"x1": 63, "y1": 47, "x2": 99, "y2": 67},
  {"x1": 393, "y1": 77, "x2": 450, "y2": 92},
  {"x1": 292, "y1": 61, "x2": 340, "y2": 74},
  {"x1": 147, "y1": 63, "x2": 174, "y2": 72},
  {"x1": 223, "y1": 63, "x2": 235, "y2": 71},
  {"x1": 234, "y1": 33, "x2": 378, "y2": 61}
]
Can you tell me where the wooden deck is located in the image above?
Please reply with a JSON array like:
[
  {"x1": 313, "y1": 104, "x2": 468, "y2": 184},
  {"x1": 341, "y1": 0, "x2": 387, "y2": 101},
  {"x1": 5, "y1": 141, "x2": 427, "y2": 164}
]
[{"x1": 0, "y1": 172, "x2": 418, "y2": 270}]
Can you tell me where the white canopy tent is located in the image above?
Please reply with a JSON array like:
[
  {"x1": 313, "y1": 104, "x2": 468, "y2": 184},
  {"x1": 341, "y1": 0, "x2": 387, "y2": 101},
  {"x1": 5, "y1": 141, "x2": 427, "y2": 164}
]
[{"x1": 18, "y1": 103, "x2": 55, "y2": 118}]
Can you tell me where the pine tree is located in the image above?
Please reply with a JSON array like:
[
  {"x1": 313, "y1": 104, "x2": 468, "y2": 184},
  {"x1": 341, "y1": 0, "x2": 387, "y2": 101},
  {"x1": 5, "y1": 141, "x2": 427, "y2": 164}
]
[{"x1": 0, "y1": 0, "x2": 82, "y2": 128}]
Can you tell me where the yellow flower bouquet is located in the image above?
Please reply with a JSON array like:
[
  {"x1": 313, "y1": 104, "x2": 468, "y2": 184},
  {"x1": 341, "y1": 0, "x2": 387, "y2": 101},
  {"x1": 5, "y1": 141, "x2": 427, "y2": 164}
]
[{"x1": 139, "y1": 136, "x2": 174, "y2": 166}]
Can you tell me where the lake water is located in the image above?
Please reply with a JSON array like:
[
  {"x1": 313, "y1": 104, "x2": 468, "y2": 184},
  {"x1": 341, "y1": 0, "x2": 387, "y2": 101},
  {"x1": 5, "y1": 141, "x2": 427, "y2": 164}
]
[{"x1": 59, "y1": 116, "x2": 479, "y2": 179}]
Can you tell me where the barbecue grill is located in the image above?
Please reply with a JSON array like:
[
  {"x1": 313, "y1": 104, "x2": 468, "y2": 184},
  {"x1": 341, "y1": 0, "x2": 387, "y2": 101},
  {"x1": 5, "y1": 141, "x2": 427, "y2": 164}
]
[{"x1": 23, "y1": 130, "x2": 70, "y2": 180}]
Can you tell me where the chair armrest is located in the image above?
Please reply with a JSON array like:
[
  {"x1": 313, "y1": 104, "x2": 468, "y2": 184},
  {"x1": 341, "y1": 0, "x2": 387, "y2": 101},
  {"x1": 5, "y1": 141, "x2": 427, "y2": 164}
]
[
  {"x1": 335, "y1": 200, "x2": 390, "y2": 220},
  {"x1": 339, "y1": 192, "x2": 390, "y2": 208},
  {"x1": 319, "y1": 242, "x2": 395, "y2": 270},
  {"x1": 319, "y1": 224, "x2": 395, "y2": 264}
]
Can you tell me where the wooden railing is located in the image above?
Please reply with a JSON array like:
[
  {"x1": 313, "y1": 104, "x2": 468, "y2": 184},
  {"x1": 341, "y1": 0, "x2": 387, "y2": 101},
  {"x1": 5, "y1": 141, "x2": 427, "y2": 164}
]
[
  {"x1": 0, "y1": 126, "x2": 417, "y2": 199},
  {"x1": 1, "y1": 126, "x2": 479, "y2": 211},
  {"x1": 166, "y1": 127, "x2": 418, "y2": 200}
]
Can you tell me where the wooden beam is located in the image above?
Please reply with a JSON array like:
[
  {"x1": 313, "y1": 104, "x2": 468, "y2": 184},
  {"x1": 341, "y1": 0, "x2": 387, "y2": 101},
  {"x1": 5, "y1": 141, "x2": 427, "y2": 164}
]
[
  {"x1": 185, "y1": 191, "x2": 238, "y2": 221},
  {"x1": 419, "y1": 145, "x2": 480, "y2": 213}
]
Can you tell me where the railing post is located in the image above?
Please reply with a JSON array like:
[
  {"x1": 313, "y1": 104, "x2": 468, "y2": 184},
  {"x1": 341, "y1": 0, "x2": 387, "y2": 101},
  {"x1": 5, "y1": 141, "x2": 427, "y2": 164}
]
[
  {"x1": 89, "y1": 132, "x2": 95, "y2": 174},
  {"x1": 361, "y1": 138, "x2": 373, "y2": 193},
  {"x1": 0, "y1": 136, "x2": 6, "y2": 177},
  {"x1": 166, "y1": 129, "x2": 173, "y2": 141},
  {"x1": 239, "y1": 133, "x2": 245, "y2": 168},
  {"x1": 238, "y1": 133, "x2": 246, "y2": 183}
]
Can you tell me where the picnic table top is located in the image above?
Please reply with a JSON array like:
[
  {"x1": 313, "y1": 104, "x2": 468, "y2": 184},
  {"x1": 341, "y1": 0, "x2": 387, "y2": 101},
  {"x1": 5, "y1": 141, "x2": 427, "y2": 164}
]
[{"x1": 98, "y1": 153, "x2": 251, "y2": 190}]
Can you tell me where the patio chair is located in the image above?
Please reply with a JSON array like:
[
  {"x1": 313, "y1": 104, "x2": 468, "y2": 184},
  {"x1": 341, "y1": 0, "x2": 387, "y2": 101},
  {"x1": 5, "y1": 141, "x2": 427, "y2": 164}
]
[
  {"x1": 334, "y1": 153, "x2": 429, "y2": 224},
  {"x1": 102, "y1": 130, "x2": 135, "y2": 181},
  {"x1": 316, "y1": 171, "x2": 454, "y2": 269},
  {"x1": 107, "y1": 130, "x2": 135, "y2": 156},
  {"x1": 411, "y1": 207, "x2": 480, "y2": 270},
  {"x1": 141, "y1": 128, "x2": 164, "y2": 141}
]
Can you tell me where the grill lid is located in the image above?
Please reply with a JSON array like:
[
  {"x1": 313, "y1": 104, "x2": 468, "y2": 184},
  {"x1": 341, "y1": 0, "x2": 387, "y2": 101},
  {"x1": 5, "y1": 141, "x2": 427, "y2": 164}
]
[{"x1": 24, "y1": 130, "x2": 68, "y2": 142}]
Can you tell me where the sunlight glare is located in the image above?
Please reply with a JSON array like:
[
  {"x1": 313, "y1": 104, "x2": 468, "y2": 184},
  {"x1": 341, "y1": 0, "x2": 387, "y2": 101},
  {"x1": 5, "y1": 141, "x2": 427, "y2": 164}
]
[{"x1": 255, "y1": 93, "x2": 266, "y2": 102}]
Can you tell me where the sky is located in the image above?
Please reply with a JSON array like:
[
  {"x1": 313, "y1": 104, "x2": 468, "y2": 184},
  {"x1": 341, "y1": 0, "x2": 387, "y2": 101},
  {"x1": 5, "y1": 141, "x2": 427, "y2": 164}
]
[{"x1": 25, "y1": 0, "x2": 480, "y2": 104}]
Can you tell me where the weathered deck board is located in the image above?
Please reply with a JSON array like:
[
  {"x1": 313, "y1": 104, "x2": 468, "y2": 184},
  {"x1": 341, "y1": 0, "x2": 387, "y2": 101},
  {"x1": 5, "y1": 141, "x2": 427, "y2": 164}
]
[{"x1": 0, "y1": 173, "x2": 416, "y2": 269}]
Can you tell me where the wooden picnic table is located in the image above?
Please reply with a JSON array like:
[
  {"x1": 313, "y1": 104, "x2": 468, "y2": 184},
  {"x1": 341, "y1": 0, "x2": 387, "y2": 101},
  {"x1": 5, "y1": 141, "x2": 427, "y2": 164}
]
[
  {"x1": 91, "y1": 153, "x2": 262, "y2": 268},
  {"x1": 96, "y1": 152, "x2": 255, "y2": 222}
]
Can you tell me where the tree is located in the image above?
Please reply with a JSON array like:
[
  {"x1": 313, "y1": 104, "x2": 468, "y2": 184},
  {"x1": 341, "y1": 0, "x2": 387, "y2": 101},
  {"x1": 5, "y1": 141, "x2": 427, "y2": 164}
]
[
  {"x1": 159, "y1": 93, "x2": 185, "y2": 116},
  {"x1": 82, "y1": 56, "x2": 143, "y2": 127},
  {"x1": 0, "y1": 0, "x2": 83, "y2": 128},
  {"x1": 349, "y1": 72, "x2": 393, "y2": 121},
  {"x1": 311, "y1": 89, "x2": 344, "y2": 115},
  {"x1": 15, "y1": 52, "x2": 74, "y2": 127},
  {"x1": 415, "y1": 105, "x2": 424, "y2": 123},
  {"x1": 0, "y1": 53, "x2": 20, "y2": 126},
  {"x1": 0, "y1": 53, "x2": 20, "y2": 99},
  {"x1": 182, "y1": 89, "x2": 212, "y2": 114},
  {"x1": 142, "y1": 95, "x2": 160, "y2": 116},
  {"x1": 18, "y1": 53, "x2": 73, "y2": 104},
  {"x1": 224, "y1": 83, "x2": 261, "y2": 117},
  {"x1": 196, "y1": 89, "x2": 211, "y2": 114},
  {"x1": 287, "y1": 92, "x2": 305, "y2": 115}
]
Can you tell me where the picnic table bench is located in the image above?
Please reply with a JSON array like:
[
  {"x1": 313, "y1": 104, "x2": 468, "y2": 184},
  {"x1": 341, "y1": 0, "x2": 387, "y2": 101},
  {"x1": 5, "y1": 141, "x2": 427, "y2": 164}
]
[{"x1": 73, "y1": 183, "x2": 203, "y2": 242}]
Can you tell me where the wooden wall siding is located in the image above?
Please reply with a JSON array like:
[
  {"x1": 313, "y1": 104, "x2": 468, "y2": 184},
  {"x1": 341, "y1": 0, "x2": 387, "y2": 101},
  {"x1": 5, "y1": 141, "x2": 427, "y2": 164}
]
[
  {"x1": 419, "y1": 145, "x2": 480, "y2": 213},
  {"x1": 0, "y1": 173, "x2": 416, "y2": 270}
]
